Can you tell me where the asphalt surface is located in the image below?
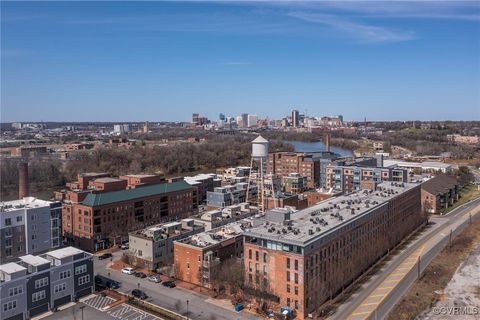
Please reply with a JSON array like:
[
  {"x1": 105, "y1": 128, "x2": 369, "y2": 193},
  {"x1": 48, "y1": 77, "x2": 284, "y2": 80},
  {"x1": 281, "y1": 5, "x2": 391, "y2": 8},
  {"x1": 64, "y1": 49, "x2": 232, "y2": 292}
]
[
  {"x1": 330, "y1": 197, "x2": 480, "y2": 320},
  {"x1": 94, "y1": 252, "x2": 260, "y2": 320}
]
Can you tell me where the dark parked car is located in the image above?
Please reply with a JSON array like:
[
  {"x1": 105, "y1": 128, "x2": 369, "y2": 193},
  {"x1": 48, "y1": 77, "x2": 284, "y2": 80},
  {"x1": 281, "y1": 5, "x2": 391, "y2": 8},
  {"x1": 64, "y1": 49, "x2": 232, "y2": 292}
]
[
  {"x1": 94, "y1": 275, "x2": 120, "y2": 290},
  {"x1": 162, "y1": 281, "x2": 176, "y2": 288},
  {"x1": 131, "y1": 289, "x2": 148, "y2": 300},
  {"x1": 98, "y1": 253, "x2": 112, "y2": 260},
  {"x1": 134, "y1": 272, "x2": 147, "y2": 278}
]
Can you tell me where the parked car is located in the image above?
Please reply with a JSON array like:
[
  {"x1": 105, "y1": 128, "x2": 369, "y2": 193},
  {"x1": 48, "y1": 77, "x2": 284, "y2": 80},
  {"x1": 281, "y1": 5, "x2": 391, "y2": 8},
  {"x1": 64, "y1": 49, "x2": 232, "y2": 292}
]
[
  {"x1": 121, "y1": 267, "x2": 135, "y2": 275},
  {"x1": 131, "y1": 289, "x2": 148, "y2": 300},
  {"x1": 134, "y1": 272, "x2": 147, "y2": 278},
  {"x1": 147, "y1": 275, "x2": 161, "y2": 283},
  {"x1": 95, "y1": 275, "x2": 120, "y2": 289},
  {"x1": 98, "y1": 253, "x2": 112, "y2": 260},
  {"x1": 120, "y1": 243, "x2": 129, "y2": 250},
  {"x1": 162, "y1": 281, "x2": 176, "y2": 288}
]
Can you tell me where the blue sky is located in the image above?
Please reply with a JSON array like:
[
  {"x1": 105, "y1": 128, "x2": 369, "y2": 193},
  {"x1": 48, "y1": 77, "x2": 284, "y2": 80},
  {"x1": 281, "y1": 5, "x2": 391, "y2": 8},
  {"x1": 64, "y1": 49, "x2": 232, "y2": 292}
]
[{"x1": 1, "y1": 1, "x2": 479, "y2": 122}]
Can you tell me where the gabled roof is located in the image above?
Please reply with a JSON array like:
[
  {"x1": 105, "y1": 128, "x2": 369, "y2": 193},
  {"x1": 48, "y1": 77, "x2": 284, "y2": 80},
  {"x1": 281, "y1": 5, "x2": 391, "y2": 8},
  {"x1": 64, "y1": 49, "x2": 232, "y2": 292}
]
[
  {"x1": 421, "y1": 174, "x2": 458, "y2": 195},
  {"x1": 81, "y1": 180, "x2": 194, "y2": 207}
]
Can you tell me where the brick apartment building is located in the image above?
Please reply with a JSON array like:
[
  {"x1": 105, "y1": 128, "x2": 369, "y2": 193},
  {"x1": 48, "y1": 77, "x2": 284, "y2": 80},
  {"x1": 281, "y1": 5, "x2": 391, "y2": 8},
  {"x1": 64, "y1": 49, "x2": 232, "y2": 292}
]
[
  {"x1": 243, "y1": 182, "x2": 425, "y2": 318},
  {"x1": 421, "y1": 174, "x2": 459, "y2": 214},
  {"x1": 57, "y1": 173, "x2": 198, "y2": 252},
  {"x1": 268, "y1": 152, "x2": 339, "y2": 189},
  {"x1": 174, "y1": 223, "x2": 246, "y2": 287},
  {"x1": 325, "y1": 165, "x2": 407, "y2": 193}
]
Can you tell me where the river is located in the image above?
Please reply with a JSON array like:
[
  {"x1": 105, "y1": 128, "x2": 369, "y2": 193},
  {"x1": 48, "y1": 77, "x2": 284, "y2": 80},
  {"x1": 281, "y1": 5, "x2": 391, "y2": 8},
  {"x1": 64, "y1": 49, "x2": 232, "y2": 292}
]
[{"x1": 287, "y1": 140, "x2": 353, "y2": 157}]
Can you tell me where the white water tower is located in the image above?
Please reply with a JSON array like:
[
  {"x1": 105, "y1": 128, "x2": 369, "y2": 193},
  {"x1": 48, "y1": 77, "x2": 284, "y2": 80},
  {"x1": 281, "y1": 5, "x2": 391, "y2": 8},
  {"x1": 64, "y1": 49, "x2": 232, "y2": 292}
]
[{"x1": 247, "y1": 136, "x2": 269, "y2": 212}]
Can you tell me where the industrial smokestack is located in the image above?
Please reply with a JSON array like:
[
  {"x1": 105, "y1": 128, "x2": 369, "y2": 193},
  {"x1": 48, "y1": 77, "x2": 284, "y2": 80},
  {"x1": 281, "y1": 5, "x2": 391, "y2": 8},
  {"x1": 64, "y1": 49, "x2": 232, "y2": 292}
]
[
  {"x1": 325, "y1": 133, "x2": 331, "y2": 152},
  {"x1": 18, "y1": 162, "x2": 29, "y2": 199}
]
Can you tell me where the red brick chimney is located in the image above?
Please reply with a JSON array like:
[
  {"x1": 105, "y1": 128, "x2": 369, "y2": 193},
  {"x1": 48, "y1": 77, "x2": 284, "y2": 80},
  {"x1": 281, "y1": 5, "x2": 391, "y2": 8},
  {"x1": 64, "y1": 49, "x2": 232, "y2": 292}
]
[{"x1": 19, "y1": 162, "x2": 29, "y2": 199}]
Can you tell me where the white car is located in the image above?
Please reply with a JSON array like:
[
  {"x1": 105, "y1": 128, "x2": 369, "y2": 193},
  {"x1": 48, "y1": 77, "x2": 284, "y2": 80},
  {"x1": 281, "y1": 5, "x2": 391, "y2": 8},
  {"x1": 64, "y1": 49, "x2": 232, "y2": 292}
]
[{"x1": 121, "y1": 267, "x2": 135, "y2": 275}]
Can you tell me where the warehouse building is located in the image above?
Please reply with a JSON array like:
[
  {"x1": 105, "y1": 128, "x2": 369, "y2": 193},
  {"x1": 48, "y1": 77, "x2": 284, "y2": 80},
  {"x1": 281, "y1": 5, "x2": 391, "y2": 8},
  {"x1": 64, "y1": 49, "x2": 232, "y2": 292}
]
[{"x1": 243, "y1": 182, "x2": 425, "y2": 319}]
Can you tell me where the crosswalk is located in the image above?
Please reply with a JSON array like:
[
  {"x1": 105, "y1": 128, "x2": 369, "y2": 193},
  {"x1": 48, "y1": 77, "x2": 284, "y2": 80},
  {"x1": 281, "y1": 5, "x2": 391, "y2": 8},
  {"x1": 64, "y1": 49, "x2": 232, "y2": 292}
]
[
  {"x1": 108, "y1": 304, "x2": 161, "y2": 320},
  {"x1": 83, "y1": 294, "x2": 116, "y2": 311},
  {"x1": 81, "y1": 293, "x2": 161, "y2": 320}
]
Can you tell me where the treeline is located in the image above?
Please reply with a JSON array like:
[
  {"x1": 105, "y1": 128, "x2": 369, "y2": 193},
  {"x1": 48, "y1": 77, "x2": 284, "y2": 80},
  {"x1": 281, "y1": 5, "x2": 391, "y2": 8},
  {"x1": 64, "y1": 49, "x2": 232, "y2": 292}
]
[{"x1": 0, "y1": 135, "x2": 293, "y2": 200}]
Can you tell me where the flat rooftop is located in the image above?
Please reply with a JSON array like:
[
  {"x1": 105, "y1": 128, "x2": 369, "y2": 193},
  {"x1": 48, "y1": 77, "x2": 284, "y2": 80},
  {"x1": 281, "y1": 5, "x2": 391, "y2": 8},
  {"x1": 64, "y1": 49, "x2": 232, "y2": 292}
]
[
  {"x1": 0, "y1": 262, "x2": 26, "y2": 275},
  {"x1": 245, "y1": 182, "x2": 419, "y2": 247},
  {"x1": 180, "y1": 223, "x2": 245, "y2": 248},
  {"x1": 383, "y1": 159, "x2": 451, "y2": 169},
  {"x1": 19, "y1": 255, "x2": 50, "y2": 267},
  {"x1": 94, "y1": 177, "x2": 124, "y2": 183},
  {"x1": 0, "y1": 197, "x2": 52, "y2": 212},
  {"x1": 45, "y1": 246, "x2": 86, "y2": 259}
]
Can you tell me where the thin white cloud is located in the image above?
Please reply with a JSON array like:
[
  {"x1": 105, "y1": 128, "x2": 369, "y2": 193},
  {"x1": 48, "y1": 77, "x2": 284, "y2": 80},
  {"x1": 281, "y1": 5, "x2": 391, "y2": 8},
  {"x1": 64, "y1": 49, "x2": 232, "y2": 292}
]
[
  {"x1": 318, "y1": 1, "x2": 480, "y2": 21},
  {"x1": 287, "y1": 11, "x2": 415, "y2": 43}
]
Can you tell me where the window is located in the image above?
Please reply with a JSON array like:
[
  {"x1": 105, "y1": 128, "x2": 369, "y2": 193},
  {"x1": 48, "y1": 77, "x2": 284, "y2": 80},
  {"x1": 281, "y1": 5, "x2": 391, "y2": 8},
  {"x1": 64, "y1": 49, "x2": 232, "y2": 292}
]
[
  {"x1": 8, "y1": 286, "x2": 23, "y2": 297},
  {"x1": 3, "y1": 300, "x2": 17, "y2": 311},
  {"x1": 286, "y1": 271, "x2": 290, "y2": 282},
  {"x1": 60, "y1": 270, "x2": 71, "y2": 279},
  {"x1": 5, "y1": 248, "x2": 12, "y2": 257},
  {"x1": 54, "y1": 283, "x2": 67, "y2": 293},
  {"x1": 35, "y1": 277, "x2": 49, "y2": 289},
  {"x1": 294, "y1": 259, "x2": 298, "y2": 271},
  {"x1": 32, "y1": 290, "x2": 46, "y2": 302},
  {"x1": 248, "y1": 249, "x2": 252, "y2": 259},
  {"x1": 286, "y1": 298, "x2": 291, "y2": 307},
  {"x1": 294, "y1": 273, "x2": 298, "y2": 284},
  {"x1": 255, "y1": 251, "x2": 259, "y2": 261},
  {"x1": 32, "y1": 234, "x2": 37, "y2": 240},
  {"x1": 294, "y1": 300, "x2": 299, "y2": 309},
  {"x1": 5, "y1": 218, "x2": 11, "y2": 226},
  {"x1": 75, "y1": 264, "x2": 87, "y2": 275},
  {"x1": 294, "y1": 286, "x2": 298, "y2": 295},
  {"x1": 31, "y1": 214, "x2": 37, "y2": 221},
  {"x1": 16, "y1": 216, "x2": 22, "y2": 222},
  {"x1": 263, "y1": 252, "x2": 267, "y2": 263},
  {"x1": 248, "y1": 262, "x2": 252, "y2": 272},
  {"x1": 286, "y1": 284, "x2": 290, "y2": 293},
  {"x1": 78, "y1": 275, "x2": 90, "y2": 285},
  {"x1": 286, "y1": 258, "x2": 290, "y2": 269},
  {"x1": 138, "y1": 250, "x2": 142, "y2": 257}
]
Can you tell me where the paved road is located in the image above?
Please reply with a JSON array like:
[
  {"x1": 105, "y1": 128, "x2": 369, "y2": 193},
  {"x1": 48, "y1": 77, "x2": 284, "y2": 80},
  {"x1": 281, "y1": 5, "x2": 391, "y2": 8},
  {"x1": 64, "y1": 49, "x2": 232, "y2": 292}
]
[
  {"x1": 331, "y1": 197, "x2": 480, "y2": 320},
  {"x1": 94, "y1": 252, "x2": 259, "y2": 320}
]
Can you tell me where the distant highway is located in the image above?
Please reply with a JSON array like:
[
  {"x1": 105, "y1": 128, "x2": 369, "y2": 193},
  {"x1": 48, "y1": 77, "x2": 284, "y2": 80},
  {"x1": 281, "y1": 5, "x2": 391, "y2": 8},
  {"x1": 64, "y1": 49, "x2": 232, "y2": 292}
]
[{"x1": 331, "y1": 197, "x2": 480, "y2": 320}]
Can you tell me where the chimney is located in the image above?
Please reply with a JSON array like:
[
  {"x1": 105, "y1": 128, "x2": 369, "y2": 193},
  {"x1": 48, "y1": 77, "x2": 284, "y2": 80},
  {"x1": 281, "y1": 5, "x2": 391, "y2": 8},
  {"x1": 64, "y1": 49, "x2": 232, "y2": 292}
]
[
  {"x1": 325, "y1": 133, "x2": 331, "y2": 152},
  {"x1": 18, "y1": 162, "x2": 29, "y2": 199}
]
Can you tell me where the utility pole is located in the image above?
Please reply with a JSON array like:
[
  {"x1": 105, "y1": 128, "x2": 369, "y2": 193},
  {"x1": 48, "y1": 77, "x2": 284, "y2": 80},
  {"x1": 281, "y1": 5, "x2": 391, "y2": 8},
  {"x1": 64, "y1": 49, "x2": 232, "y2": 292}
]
[{"x1": 417, "y1": 256, "x2": 421, "y2": 279}]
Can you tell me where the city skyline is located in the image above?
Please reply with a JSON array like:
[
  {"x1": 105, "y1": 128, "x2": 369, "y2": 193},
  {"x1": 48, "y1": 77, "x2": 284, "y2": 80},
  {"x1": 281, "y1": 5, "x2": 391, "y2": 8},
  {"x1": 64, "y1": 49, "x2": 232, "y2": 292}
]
[{"x1": 2, "y1": 1, "x2": 479, "y2": 122}]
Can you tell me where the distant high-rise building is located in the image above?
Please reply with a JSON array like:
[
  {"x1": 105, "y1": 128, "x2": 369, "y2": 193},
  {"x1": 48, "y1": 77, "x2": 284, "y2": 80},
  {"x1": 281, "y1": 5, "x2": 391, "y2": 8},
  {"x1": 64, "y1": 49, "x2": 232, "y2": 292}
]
[
  {"x1": 219, "y1": 113, "x2": 226, "y2": 121},
  {"x1": 247, "y1": 114, "x2": 258, "y2": 128},
  {"x1": 192, "y1": 113, "x2": 200, "y2": 125},
  {"x1": 143, "y1": 121, "x2": 149, "y2": 133},
  {"x1": 292, "y1": 109, "x2": 300, "y2": 127},
  {"x1": 241, "y1": 113, "x2": 249, "y2": 128}
]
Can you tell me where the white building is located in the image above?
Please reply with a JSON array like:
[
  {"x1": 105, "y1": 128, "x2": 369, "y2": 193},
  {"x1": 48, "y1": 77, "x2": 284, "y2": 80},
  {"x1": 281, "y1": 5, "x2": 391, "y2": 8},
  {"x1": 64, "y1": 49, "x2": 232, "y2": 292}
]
[{"x1": 0, "y1": 198, "x2": 62, "y2": 264}]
